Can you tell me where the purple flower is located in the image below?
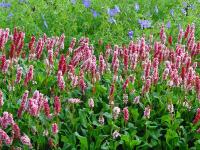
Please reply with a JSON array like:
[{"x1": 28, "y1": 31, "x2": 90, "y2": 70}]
[
  {"x1": 166, "y1": 21, "x2": 171, "y2": 29},
  {"x1": 128, "y1": 30, "x2": 134, "y2": 39},
  {"x1": 0, "y1": 2, "x2": 11, "y2": 8},
  {"x1": 114, "y1": 5, "x2": 120, "y2": 13},
  {"x1": 108, "y1": 9, "x2": 117, "y2": 17},
  {"x1": 181, "y1": 8, "x2": 187, "y2": 15},
  {"x1": 108, "y1": 17, "x2": 116, "y2": 24},
  {"x1": 181, "y1": 8, "x2": 186, "y2": 15},
  {"x1": 135, "y1": 3, "x2": 139, "y2": 12},
  {"x1": 91, "y1": 9, "x2": 99, "y2": 17},
  {"x1": 107, "y1": 5, "x2": 120, "y2": 17},
  {"x1": 170, "y1": 9, "x2": 174, "y2": 16},
  {"x1": 19, "y1": 0, "x2": 27, "y2": 3},
  {"x1": 71, "y1": 0, "x2": 76, "y2": 5},
  {"x1": 144, "y1": 107, "x2": 151, "y2": 119},
  {"x1": 154, "y1": 6, "x2": 158, "y2": 14},
  {"x1": 107, "y1": 8, "x2": 115, "y2": 17},
  {"x1": 138, "y1": 19, "x2": 151, "y2": 29},
  {"x1": 82, "y1": 0, "x2": 91, "y2": 8},
  {"x1": 182, "y1": 2, "x2": 187, "y2": 7},
  {"x1": 133, "y1": 96, "x2": 140, "y2": 104}
]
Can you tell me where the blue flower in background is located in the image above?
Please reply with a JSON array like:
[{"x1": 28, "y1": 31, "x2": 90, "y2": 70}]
[
  {"x1": 71, "y1": 0, "x2": 76, "y2": 5},
  {"x1": 41, "y1": 14, "x2": 48, "y2": 29},
  {"x1": 108, "y1": 17, "x2": 116, "y2": 24},
  {"x1": 91, "y1": 9, "x2": 99, "y2": 18},
  {"x1": 154, "y1": 6, "x2": 158, "y2": 14},
  {"x1": 182, "y1": 2, "x2": 187, "y2": 7},
  {"x1": 44, "y1": 20, "x2": 48, "y2": 29},
  {"x1": 166, "y1": 21, "x2": 171, "y2": 29},
  {"x1": 170, "y1": 9, "x2": 174, "y2": 16},
  {"x1": 107, "y1": 5, "x2": 120, "y2": 23},
  {"x1": 8, "y1": 13, "x2": 13, "y2": 17},
  {"x1": 0, "y1": 2, "x2": 11, "y2": 8},
  {"x1": 82, "y1": 0, "x2": 91, "y2": 8},
  {"x1": 7, "y1": 13, "x2": 13, "y2": 19},
  {"x1": 135, "y1": 3, "x2": 139, "y2": 12},
  {"x1": 138, "y1": 19, "x2": 151, "y2": 29},
  {"x1": 178, "y1": 24, "x2": 182, "y2": 30},
  {"x1": 107, "y1": 5, "x2": 120, "y2": 17},
  {"x1": 107, "y1": 8, "x2": 116, "y2": 17},
  {"x1": 189, "y1": 4, "x2": 195, "y2": 10},
  {"x1": 181, "y1": 8, "x2": 186, "y2": 15},
  {"x1": 114, "y1": 5, "x2": 120, "y2": 13},
  {"x1": 19, "y1": 0, "x2": 27, "y2": 3},
  {"x1": 128, "y1": 30, "x2": 134, "y2": 39}
]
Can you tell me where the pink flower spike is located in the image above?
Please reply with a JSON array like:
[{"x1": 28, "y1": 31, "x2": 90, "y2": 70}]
[
  {"x1": 43, "y1": 98, "x2": 51, "y2": 118},
  {"x1": 123, "y1": 107, "x2": 129, "y2": 123},
  {"x1": 2, "y1": 59, "x2": 10, "y2": 73},
  {"x1": 12, "y1": 123, "x2": 21, "y2": 139},
  {"x1": 54, "y1": 96, "x2": 61, "y2": 115},
  {"x1": 20, "y1": 134, "x2": 32, "y2": 149},
  {"x1": 52, "y1": 123, "x2": 59, "y2": 135},
  {"x1": 57, "y1": 71, "x2": 65, "y2": 90},
  {"x1": 15, "y1": 66, "x2": 23, "y2": 83},
  {"x1": 24, "y1": 65, "x2": 34, "y2": 86}
]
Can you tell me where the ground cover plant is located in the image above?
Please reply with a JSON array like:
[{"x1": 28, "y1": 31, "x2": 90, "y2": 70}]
[{"x1": 0, "y1": 0, "x2": 200, "y2": 150}]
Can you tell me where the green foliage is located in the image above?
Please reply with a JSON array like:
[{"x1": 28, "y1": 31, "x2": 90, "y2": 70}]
[{"x1": 0, "y1": 0, "x2": 200, "y2": 149}]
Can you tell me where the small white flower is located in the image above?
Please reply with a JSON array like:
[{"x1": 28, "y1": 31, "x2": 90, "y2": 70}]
[
  {"x1": 32, "y1": 81, "x2": 37, "y2": 85},
  {"x1": 113, "y1": 107, "x2": 120, "y2": 120},
  {"x1": 167, "y1": 103, "x2": 174, "y2": 113},
  {"x1": 88, "y1": 98, "x2": 94, "y2": 108},
  {"x1": 112, "y1": 130, "x2": 121, "y2": 139}
]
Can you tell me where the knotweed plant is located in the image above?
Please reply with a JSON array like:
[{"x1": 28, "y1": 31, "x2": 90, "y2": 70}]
[{"x1": 0, "y1": 24, "x2": 199, "y2": 149}]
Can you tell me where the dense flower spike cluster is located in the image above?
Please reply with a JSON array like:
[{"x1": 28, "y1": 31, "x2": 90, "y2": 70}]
[
  {"x1": 0, "y1": 24, "x2": 200, "y2": 148},
  {"x1": 0, "y1": 111, "x2": 31, "y2": 147},
  {"x1": 0, "y1": 28, "x2": 10, "y2": 50},
  {"x1": 17, "y1": 90, "x2": 62, "y2": 120},
  {"x1": 0, "y1": 128, "x2": 13, "y2": 145}
]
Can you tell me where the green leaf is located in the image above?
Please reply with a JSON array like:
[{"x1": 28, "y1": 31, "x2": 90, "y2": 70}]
[
  {"x1": 161, "y1": 114, "x2": 171, "y2": 127},
  {"x1": 165, "y1": 129, "x2": 179, "y2": 148},
  {"x1": 75, "y1": 132, "x2": 88, "y2": 150},
  {"x1": 130, "y1": 108, "x2": 139, "y2": 121},
  {"x1": 130, "y1": 139, "x2": 141, "y2": 148}
]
